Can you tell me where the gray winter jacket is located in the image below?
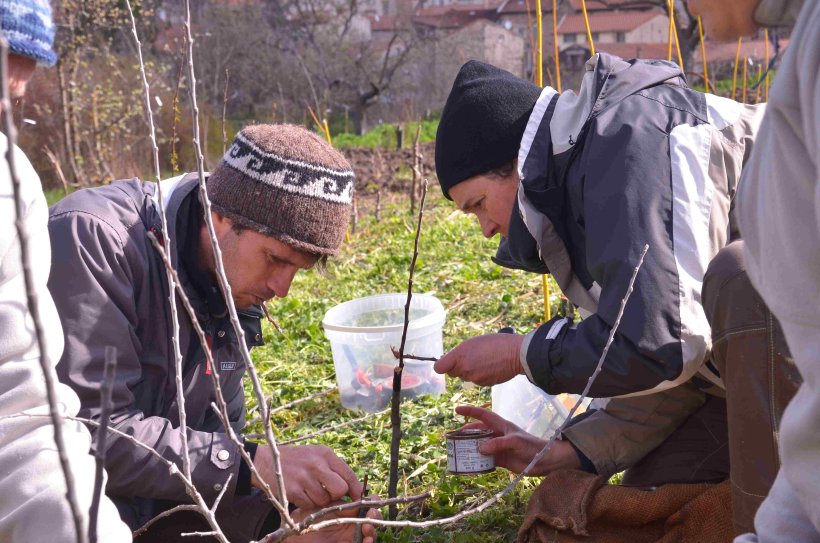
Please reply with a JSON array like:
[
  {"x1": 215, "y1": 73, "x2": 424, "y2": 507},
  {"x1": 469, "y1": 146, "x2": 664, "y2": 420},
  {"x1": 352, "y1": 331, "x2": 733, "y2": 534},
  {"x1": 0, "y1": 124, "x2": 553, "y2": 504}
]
[
  {"x1": 498, "y1": 53, "x2": 764, "y2": 398},
  {"x1": 48, "y1": 174, "x2": 264, "y2": 527}
]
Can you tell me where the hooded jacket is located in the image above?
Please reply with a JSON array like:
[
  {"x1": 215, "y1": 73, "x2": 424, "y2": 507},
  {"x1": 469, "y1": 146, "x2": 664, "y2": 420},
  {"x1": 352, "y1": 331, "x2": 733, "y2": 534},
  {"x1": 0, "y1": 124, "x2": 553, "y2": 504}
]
[
  {"x1": 48, "y1": 174, "x2": 265, "y2": 528},
  {"x1": 499, "y1": 53, "x2": 764, "y2": 398}
]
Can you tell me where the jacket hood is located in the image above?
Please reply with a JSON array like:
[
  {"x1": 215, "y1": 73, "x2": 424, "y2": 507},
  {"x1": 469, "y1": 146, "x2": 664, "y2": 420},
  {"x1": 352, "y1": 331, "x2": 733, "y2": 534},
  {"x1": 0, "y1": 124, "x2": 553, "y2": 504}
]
[
  {"x1": 583, "y1": 53, "x2": 685, "y2": 114},
  {"x1": 495, "y1": 53, "x2": 686, "y2": 276},
  {"x1": 755, "y1": 0, "x2": 804, "y2": 27}
]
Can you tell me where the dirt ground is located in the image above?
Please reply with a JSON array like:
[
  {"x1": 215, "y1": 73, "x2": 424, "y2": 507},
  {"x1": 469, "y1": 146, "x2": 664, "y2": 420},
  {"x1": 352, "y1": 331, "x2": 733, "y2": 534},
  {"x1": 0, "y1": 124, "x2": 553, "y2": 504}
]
[{"x1": 341, "y1": 142, "x2": 436, "y2": 194}]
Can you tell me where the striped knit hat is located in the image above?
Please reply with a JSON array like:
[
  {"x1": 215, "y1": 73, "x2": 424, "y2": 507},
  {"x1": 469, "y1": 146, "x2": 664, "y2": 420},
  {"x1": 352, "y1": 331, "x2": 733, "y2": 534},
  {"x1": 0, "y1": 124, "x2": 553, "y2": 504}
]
[
  {"x1": 0, "y1": 0, "x2": 57, "y2": 66},
  {"x1": 207, "y1": 124, "x2": 355, "y2": 257}
]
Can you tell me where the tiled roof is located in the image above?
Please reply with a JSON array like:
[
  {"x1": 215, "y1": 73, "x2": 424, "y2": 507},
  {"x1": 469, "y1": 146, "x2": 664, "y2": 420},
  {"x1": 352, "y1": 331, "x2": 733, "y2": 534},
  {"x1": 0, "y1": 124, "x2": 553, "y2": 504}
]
[
  {"x1": 568, "y1": 0, "x2": 658, "y2": 11},
  {"x1": 558, "y1": 9, "x2": 664, "y2": 34}
]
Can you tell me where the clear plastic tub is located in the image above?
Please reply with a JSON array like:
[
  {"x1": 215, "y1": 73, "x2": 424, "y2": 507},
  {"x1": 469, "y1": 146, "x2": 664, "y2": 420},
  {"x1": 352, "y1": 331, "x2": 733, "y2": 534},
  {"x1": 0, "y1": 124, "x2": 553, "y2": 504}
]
[
  {"x1": 491, "y1": 375, "x2": 591, "y2": 439},
  {"x1": 322, "y1": 293, "x2": 447, "y2": 412}
]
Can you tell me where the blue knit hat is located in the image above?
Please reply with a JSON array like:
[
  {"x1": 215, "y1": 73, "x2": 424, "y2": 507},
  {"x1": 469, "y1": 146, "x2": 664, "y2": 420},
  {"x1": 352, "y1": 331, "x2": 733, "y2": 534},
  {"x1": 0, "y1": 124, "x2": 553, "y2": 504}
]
[{"x1": 0, "y1": 0, "x2": 56, "y2": 66}]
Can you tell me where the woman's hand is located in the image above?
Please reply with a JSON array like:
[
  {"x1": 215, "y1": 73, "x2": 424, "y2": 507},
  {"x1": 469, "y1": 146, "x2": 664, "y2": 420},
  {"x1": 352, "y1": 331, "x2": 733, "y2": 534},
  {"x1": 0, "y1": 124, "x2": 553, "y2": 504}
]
[
  {"x1": 456, "y1": 405, "x2": 581, "y2": 475},
  {"x1": 434, "y1": 333, "x2": 524, "y2": 386}
]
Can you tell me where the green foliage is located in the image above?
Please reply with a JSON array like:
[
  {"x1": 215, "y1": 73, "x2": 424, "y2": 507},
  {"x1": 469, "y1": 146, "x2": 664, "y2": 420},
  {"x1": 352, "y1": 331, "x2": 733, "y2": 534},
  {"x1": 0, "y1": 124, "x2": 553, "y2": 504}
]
[
  {"x1": 333, "y1": 120, "x2": 440, "y2": 149},
  {"x1": 248, "y1": 187, "x2": 565, "y2": 541}
]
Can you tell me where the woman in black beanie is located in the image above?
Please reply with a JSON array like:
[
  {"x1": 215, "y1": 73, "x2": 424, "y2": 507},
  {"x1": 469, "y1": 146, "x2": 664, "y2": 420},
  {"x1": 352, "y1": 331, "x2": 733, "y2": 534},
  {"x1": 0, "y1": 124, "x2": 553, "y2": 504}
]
[{"x1": 431, "y1": 54, "x2": 794, "y2": 534}]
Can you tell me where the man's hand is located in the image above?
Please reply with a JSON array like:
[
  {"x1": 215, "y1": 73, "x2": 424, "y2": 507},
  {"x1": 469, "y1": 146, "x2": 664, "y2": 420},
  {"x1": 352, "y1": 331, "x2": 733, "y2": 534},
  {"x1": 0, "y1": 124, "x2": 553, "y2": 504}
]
[
  {"x1": 252, "y1": 444, "x2": 363, "y2": 510},
  {"x1": 456, "y1": 405, "x2": 581, "y2": 475},
  {"x1": 433, "y1": 333, "x2": 524, "y2": 386},
  {"x1": 285, "y1": 501, "x2": 381, "y2": 543}
]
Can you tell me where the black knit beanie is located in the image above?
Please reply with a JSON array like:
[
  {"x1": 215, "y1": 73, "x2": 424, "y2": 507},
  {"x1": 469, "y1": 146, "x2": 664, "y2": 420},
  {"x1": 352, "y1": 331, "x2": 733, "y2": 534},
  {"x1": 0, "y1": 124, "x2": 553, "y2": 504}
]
[{"x1": 435, "y1": 61, "x2": 542, "y2": 200}]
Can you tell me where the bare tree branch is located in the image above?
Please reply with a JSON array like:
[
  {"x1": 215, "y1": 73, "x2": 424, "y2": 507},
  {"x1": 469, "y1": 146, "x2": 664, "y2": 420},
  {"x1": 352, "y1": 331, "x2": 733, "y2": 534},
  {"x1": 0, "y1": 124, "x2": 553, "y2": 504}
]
[
  {"x1": 183, "y1": 1, "x2": 295, "y2": 528},
  {"x1": 388, "y1": 178, "x2": 429, "y2": 519},
  {"x1": 88, "y1": 346, "x2": 117, "y2": 543}
]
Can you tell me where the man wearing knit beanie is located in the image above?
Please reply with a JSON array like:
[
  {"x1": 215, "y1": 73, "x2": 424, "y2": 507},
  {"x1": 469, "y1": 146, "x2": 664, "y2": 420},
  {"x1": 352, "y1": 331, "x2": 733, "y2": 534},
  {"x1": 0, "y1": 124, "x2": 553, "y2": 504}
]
[
  {"x1": 0, "y1": 1, "x2": 132, "y2": 542},
  {"x1": 48, "y1": 124, "x2": 378, "y2": 542},
  {"x1": 434, "y1": 56, "x2": 796, "y2": 536}
]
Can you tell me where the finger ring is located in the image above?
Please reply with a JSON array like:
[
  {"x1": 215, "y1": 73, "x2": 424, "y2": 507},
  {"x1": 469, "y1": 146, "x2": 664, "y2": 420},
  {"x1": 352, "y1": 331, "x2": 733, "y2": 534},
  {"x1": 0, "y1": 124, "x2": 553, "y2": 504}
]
[{"x1": 320, "y1": 482, "x2": 328, "y2": 491}]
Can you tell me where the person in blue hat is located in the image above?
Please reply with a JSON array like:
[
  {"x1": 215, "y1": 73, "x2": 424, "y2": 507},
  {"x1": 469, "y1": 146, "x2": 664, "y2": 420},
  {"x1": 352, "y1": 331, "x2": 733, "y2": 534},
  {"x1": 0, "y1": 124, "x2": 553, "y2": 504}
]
[{"x1": 0, "y1": 1, "x2": 132, "y2": 541}]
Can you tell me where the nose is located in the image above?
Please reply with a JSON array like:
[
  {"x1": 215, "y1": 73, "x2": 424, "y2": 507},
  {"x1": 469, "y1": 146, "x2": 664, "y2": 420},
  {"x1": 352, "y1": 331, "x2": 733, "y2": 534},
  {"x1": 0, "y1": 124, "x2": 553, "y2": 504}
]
[
  {"x1": 267, "y1": 265, "x2": 299, "y2": 299},
  {"x1": 478, "y1": 216, "x2": 498, "y2": 239}
]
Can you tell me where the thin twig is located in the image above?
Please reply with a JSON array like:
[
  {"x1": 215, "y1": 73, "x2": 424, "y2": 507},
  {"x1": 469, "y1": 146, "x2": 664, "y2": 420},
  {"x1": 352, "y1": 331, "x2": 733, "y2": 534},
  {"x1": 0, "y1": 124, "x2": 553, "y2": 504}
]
[
  {"x1": 269, "y1": 387, "x2": 337, "y2": 415},
  {"x1": 353, "y1": 474, "x2": 369, "y2": 543},
  {"x1": 286, "y1": 245, "x2": 650, "y2": 535},
  {"x1": 262, "y1": 303, "x2": 284, "y2": 334},
  {"x1": 0, "y1": 35, "x2": 86, "y2": 543},
  {"x1": 276, "y1": 411, "x2": 386, "y2": 445},
  {"x1": 263, "y1": 492, "x2": 433, "y2": 542},
  {"x1": 211, "y1": 473, "x2": 233, "y2": 512},
  {"x1": 89, "y1": 346, "x2": 117, "y2": 543},
  {"x1": 183, "y1": 4, "x2": 293, "y2": 526},
  {"x1": 388, "y1": 179, "x2": 429, "y2": 519},
  {"x1": 390, "y1": 346, "x2": 437, "y2": 363},
  {"x1": 221, "y1": 68, "x2": 229, "y2": 155},
  {"x1": 127, "y1": 4, "x2": 230, "y2": 539},
  {"x1": 133, "y1": 505, "x2": 201, "y2": 538}
]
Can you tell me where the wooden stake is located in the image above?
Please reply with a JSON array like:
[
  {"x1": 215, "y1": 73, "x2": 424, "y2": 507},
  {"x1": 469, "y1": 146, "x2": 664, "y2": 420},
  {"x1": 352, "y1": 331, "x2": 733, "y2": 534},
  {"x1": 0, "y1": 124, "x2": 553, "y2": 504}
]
[
  {"x1": 667, "y1": 0, "x2": 674, "y2": 61},
  {"x1": 535, "y1": 0, "x2": 543, "y2": 86},
  {"x1": 580, "y1": 0, "x2": 594, "y2": 56},
  {"x1": 323, "y1": 118, "x2": 333, "y2": 145},
  {"x1": 742, "y1": 56, "x2": 748, "y2": 103},
  {"x1": 525, "y1": 0, "x2": 536, "y2": 81},
  {"x1": 731, "y1": 38, "x2": 742, "y2": 100},
  {"x1": 697, "y1": 17, "x2": 709, "y2": 93},
  {"x1": 764, "y1": 29, "x2": 770, "y2": 102},
  {"x1": 552, "y1": 0, "x2": 561, "y2": 92},
  {"x1": 672, "y1": 17, "x2": 684, "y2": 70},
  {"x1": 755, "y1": 62, "x2": 763, "y2": 103}
]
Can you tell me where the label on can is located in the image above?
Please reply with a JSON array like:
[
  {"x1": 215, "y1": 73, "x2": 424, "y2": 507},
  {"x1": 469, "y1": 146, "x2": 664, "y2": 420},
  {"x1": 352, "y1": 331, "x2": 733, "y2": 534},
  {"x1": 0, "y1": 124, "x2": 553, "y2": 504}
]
[{"x1": 446, "y1": 429, "x2": 495, "y2": 474}]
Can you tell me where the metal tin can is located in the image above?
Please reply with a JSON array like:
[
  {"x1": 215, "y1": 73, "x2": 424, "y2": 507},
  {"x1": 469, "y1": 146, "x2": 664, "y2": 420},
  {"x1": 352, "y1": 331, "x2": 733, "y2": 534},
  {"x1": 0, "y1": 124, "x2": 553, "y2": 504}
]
[{"x1": 446, "y1": 428, "x2": 495, "y2": 474}]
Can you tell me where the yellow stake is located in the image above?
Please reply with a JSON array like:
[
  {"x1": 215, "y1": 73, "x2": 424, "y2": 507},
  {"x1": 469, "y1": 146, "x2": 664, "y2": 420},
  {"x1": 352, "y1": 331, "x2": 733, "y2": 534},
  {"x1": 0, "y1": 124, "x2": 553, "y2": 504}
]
[
  {"x1": 667, "y1": 0, "x2": 674, "y2": 61},
  {"x1": 697, "y1": 17, "x2": 709, "y2": 93},
  {"x1": 742, "y1": 56, "x2": 748, "y2": 103},
  {"x1": 542, "y1": 275, "x2": 550, "y2": 322},
  {"x1": 552, "y1": 0, "x2": 561, "y2": 92},
  {"x1": 536, "y1": 0, "x2": 543, "y2": 87},
  {"x1": 672, "y1": 17, "x2": 684, "y2": 70},
  {"x1": 580, "y1": 0, "x2": 594, "y2": 56},
  {"x1": 731, "y1": 37, "x2": 742, "y2": 100},
  {"x1": 323, "y1": 118, "x2": 333, "y2": 146},
  {"x1": 764, "y1": 29, "x2": 770, "y2": 102},
  {"x1": 535, "y1": 0, "x2": 550, "y2": 320},
  {"x1": 755, "y1": 62, "x2": 763, "y2": 103}
]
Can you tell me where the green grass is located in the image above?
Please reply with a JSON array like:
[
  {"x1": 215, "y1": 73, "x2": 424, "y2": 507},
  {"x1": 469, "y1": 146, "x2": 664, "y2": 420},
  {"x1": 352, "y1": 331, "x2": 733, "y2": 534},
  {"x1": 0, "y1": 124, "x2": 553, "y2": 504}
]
[
  {"x1": 248, "y1": 187, "x2": 565, "y2": 541},
  {"x1": 332, "y1": 119, "x2": 439, "y2": 149}
]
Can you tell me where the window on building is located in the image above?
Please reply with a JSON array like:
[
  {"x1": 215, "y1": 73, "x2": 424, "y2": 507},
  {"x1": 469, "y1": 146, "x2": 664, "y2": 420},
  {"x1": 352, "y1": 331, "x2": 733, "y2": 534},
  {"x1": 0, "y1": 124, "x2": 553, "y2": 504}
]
[
  {"x1": 616, "y1": 31, "x2": 626, "y2": 42},
  {"x1": 591, "y1": 32, "x2": 600, "y2": 41},
  {"x1": 565, "y1": 33, "x2": 577, "y2": 44}
]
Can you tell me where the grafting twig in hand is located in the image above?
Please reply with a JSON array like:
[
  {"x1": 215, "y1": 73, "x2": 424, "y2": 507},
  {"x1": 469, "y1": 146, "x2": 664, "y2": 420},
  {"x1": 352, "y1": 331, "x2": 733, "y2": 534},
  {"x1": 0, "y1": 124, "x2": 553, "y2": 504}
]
[
  {"x1": 390, "y1": 346, "x2": 437, "y2": 363},
  {"x1": 0, "y1": 35, "x2": 85, "y2": 543},
  {"x1": 388, "y1": 178, "x2": 429, "y2": 520}
]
